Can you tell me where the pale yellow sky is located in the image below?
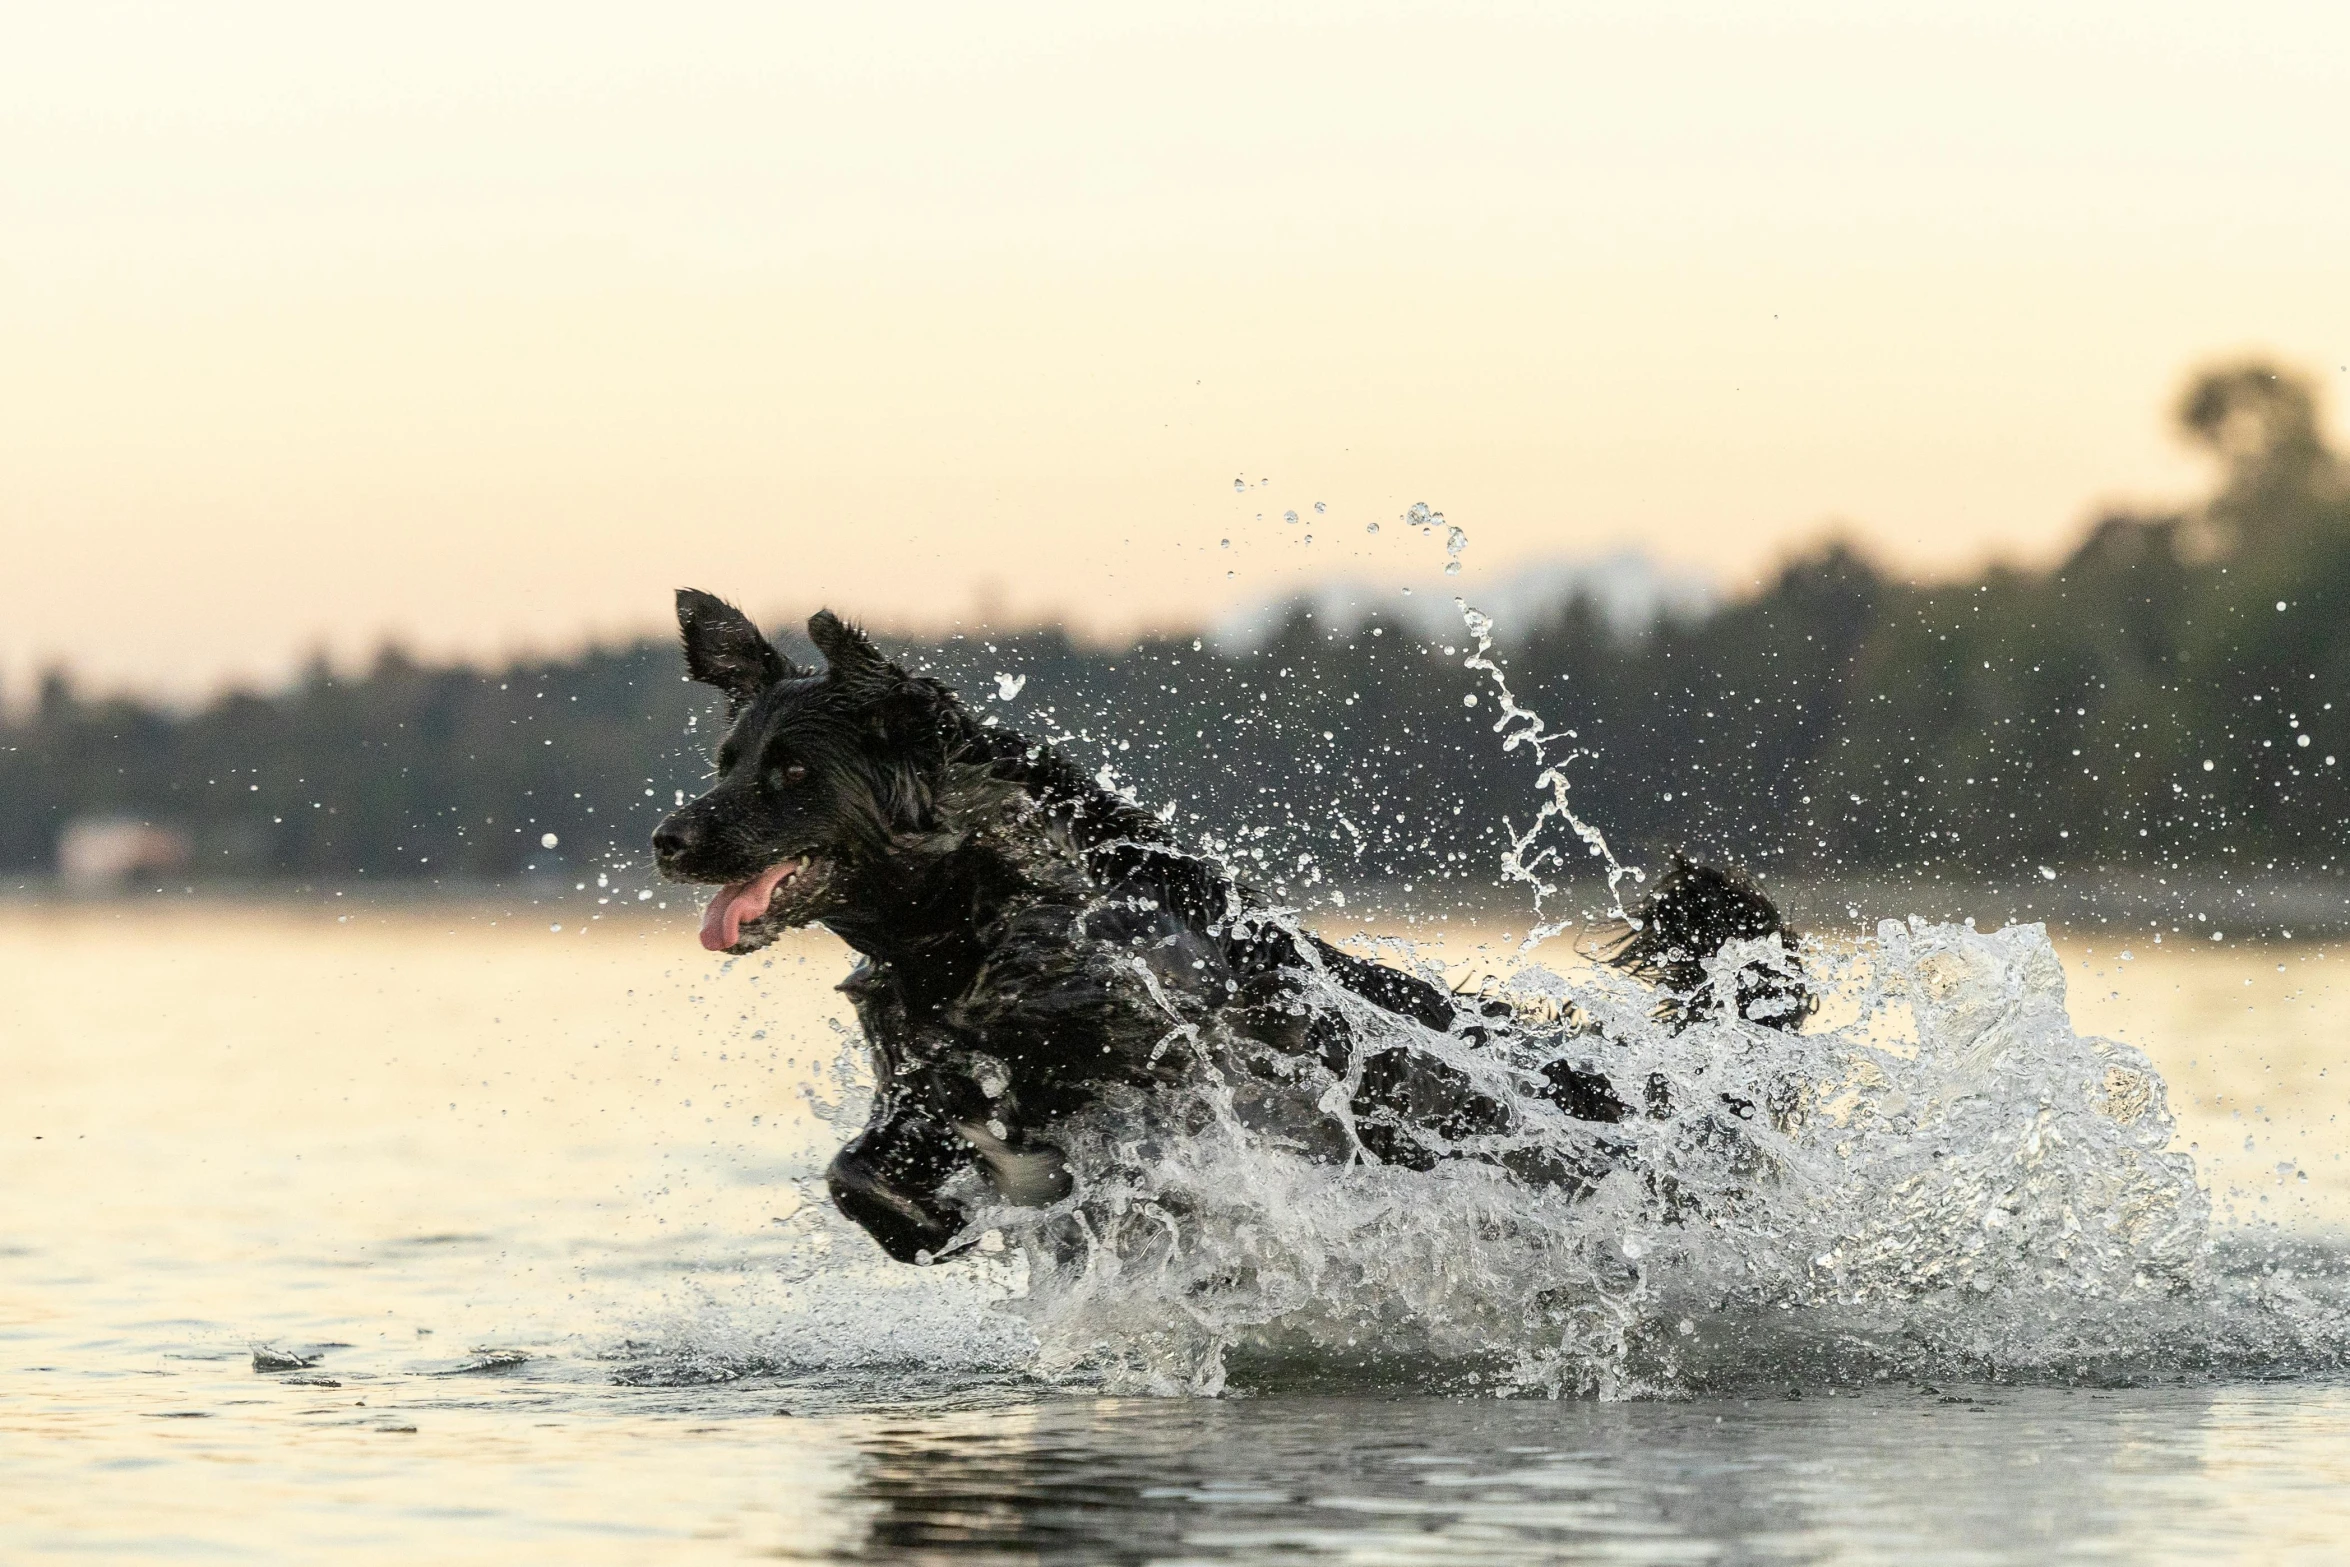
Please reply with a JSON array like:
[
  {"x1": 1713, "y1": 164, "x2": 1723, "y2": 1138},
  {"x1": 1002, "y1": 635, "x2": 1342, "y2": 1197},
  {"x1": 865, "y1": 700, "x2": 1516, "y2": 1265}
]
[{"x1": 5, "y1": 1, "x2": 2348, "y2": 699}]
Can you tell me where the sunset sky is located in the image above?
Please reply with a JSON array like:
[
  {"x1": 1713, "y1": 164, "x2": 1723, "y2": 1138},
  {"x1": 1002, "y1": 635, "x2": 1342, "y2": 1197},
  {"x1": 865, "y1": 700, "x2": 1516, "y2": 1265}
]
[{"x1": 6, "y1": 1, "x2": 2348, "y2": 700}]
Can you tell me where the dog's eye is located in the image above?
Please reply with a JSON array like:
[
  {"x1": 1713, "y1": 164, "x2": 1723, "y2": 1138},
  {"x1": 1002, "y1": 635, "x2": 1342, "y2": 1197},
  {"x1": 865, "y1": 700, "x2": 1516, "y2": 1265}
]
[{"x1": 771, "y1": 762, "x2": 808, "y2": 788}]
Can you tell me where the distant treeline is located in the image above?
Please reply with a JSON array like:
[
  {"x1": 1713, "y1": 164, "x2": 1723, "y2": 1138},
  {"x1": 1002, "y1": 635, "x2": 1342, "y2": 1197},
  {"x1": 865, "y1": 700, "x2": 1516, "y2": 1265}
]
[{"x1": 5, "y1": 362, "x2": 2346, "y2": 899}]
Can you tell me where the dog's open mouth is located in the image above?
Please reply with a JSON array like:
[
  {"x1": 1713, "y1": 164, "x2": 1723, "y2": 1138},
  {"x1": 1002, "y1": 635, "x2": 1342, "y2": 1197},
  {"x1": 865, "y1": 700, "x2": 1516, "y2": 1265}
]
[{"x1": 697, "y1": 857, "x2": 823, "y2": 952}]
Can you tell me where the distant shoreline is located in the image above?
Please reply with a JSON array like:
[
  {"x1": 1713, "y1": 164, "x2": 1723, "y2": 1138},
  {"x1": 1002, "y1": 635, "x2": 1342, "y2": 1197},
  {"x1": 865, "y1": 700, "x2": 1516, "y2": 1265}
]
[{"x1": 8, "y1": 868, "x2": 2348, "y2": 942}]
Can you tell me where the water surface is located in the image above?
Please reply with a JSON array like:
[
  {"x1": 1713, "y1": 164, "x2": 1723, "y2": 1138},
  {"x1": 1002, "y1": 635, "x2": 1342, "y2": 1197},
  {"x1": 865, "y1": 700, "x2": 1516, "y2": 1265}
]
[{"x1": 5, "y1": 902, "x2": 2348, "y2": 1562}]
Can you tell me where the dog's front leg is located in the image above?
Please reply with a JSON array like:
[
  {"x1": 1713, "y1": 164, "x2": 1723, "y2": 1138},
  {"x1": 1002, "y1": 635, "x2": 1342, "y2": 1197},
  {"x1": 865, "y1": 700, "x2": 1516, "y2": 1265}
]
[{"x1": 825, "y1": 1103, "x2": 976, "y2": 1263}]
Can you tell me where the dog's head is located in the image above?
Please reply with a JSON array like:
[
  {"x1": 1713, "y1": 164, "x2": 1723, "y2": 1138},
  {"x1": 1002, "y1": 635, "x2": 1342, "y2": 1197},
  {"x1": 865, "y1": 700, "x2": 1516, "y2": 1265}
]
[{"x1": 652, "y1": 590, "x2": 960, "y2": 954}]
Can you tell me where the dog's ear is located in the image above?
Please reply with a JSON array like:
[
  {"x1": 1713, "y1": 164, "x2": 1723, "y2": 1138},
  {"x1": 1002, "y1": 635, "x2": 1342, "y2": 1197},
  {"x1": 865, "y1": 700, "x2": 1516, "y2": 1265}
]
[
  {"x1": 809, "y1": 609, "x2": 959, "y2": 749},
  {"x1": 677, "y1": 589, "x2": 799, "y2": 710},
  {"x1": 808, "y1": 609, "x2": 894, "y2": 693}
]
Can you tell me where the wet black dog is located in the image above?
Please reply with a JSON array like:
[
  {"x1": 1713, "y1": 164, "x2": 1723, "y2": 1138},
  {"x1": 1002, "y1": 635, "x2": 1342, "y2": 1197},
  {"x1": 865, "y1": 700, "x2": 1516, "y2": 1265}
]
[{"x1": 652, "y1": 592, "x2": 1805, "y2": 1263}]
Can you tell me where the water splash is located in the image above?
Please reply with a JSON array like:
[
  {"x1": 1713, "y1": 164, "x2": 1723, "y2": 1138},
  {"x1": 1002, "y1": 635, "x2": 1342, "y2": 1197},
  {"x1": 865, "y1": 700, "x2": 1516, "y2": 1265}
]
[
  {"x1": 949, "y1": 573, "x2": 2344, "y2": 1397},
  {"x1": 961, "y1": 911, "x2": 2282, "y2": 1398},
  {"x1": 1457, "y1": 599, "x2": 1642, "y2": 943}
]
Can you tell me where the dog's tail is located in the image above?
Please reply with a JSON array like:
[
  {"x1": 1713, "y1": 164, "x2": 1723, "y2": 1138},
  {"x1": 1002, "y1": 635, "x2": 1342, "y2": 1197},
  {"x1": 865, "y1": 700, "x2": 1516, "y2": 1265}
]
[{"x1": 1604, "y1": 854, "x2": 1811, "y2": 1032}]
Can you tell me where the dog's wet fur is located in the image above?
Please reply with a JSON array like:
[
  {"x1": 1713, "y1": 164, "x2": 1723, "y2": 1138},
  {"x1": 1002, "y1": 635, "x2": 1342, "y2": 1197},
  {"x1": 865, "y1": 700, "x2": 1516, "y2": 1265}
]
[{"x1": 653, "y1": 592, "x2": 1807, "y2": 1263}]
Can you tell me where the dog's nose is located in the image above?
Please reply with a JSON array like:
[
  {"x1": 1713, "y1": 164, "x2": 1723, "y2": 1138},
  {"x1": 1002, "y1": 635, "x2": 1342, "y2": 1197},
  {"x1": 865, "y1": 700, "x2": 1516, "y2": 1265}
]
[{"x1": 651, "y1": 816, "x2": 700, "y2": 863}]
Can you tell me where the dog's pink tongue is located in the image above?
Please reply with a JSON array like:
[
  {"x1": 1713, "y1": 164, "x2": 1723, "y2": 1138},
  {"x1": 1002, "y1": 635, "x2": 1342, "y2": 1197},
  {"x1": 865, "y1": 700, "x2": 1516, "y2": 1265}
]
[{"x1": 698, "y1": 860, "x2": 799, "y2": 952}]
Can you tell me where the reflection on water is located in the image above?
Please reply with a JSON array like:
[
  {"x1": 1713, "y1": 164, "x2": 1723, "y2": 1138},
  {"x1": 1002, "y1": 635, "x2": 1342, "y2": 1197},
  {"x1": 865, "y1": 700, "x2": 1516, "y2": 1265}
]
[
  {"x1": 3, "y1": 902, "x2": 2349, "y2": 1562},
  {"x1": 835, "y1": 1389, "x2": 2350, "y2": 1565}
]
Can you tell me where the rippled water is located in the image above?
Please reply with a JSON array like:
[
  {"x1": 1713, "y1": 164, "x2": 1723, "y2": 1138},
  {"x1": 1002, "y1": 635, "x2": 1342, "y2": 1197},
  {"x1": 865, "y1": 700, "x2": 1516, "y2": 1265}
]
[{"x1": 6, "y1": 901, "x2": 2350, "y2": 1562}]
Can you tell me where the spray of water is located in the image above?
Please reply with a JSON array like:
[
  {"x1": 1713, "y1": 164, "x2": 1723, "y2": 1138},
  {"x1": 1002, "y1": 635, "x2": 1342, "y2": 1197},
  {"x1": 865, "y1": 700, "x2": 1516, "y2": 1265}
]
[
  {"x1": 1457, "y1": 599, "x2": 1643, "y2": 945},
  {"x1": 974, "y1": 594, "x2": 2326, "y2": 1396},
  {"x1": 966, "y1": 909, "x2": 2255, "y2": 1397}
]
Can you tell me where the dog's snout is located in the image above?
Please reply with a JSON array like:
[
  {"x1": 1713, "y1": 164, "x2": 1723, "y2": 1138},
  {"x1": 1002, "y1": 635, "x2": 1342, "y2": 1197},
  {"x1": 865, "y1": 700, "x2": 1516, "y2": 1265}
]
[{"x1": 651, "y1": 814, "x2": 701, "y2": 864}]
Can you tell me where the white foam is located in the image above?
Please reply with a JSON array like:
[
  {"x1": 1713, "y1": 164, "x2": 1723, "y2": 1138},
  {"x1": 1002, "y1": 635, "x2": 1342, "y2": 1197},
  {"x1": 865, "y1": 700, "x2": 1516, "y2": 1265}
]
[{"x1": 956, "y1": 915, "x2": 2286, "y2": 1396}]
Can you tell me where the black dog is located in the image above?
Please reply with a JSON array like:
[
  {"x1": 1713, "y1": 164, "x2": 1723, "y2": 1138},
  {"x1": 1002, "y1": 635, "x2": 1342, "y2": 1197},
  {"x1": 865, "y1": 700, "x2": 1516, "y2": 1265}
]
[{"x1": 652, "y1": 592, "x2": 1806, "y2": 1263}]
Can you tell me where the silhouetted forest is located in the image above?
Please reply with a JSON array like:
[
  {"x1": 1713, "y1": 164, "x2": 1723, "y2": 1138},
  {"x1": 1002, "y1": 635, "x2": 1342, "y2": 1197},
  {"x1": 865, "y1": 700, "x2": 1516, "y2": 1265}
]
[{"x1": 5, "y1": 361, "x2": 2345, "y2": 903}]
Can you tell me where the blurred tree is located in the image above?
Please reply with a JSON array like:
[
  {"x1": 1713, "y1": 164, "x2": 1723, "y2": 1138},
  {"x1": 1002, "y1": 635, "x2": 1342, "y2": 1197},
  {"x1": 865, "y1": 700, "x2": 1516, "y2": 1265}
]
[{"x1": 3, "y1": 363, "x2": 2344, "y2": 892}]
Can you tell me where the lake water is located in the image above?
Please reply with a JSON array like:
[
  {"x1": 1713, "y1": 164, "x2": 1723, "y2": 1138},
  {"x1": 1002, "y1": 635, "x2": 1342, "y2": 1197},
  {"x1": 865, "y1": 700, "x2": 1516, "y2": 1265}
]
[{"x1": 5, "y1": 899, "x2": 2349, "y2": 1563}]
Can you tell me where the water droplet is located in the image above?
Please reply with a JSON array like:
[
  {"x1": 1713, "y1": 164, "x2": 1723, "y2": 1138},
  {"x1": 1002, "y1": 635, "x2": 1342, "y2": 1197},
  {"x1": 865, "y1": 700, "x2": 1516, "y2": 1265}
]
[
  {"x1": 1283, "y1": 510, "x2": 1298, "y2": 524},
  {"x1": 1365, "y1": 522, "x2": 1380, "y2": 534},
  {"x1": 541, "y1": 832, "x2": 559, "y2": 848},
  {"x1": 1314, "y1": 501, "x2": 1327, "y2": 513},
  {"x1": 1443, "y1": 561, "x2": 1462, "y2": 575},
  {"x1": 2202, "y1": 760, "x2": 2215, "y2": 771},
  {"x1": 1232, "y1": 477, "x2": 1245, "y2": 492},
  {"x1": 1445, "y1": 525, "x2": 1468, "y2": 556},
  {"x1": 993, "y1": 672, "x2": 1027, "y2": 701}
]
